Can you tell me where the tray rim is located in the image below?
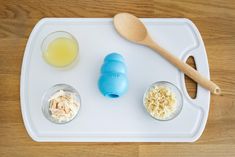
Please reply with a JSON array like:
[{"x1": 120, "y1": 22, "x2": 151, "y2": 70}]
[{"x1": 20, "y1": 17, "x2": 210, "y2": 142}]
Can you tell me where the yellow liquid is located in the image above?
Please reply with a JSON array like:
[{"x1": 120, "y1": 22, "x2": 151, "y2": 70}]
[{"x1": 43, "y1": 37, "x2": 78, "y2": 67}]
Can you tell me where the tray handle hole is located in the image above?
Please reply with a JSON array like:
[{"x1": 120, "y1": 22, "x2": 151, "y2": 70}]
[{"x1": 185, "y1": 56, "x2": 197, "y2": 99}]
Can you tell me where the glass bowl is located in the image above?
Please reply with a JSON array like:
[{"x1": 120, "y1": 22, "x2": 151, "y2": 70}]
[
  {"x1": 41, "y1": 84, "x2": 81, "y2": 124},
  {"x1": 143, "y1": 81, "x2": 183, "y2": 121},
  {"x1": 41, "y1": 31, "x2": 79, "y2": 68}
]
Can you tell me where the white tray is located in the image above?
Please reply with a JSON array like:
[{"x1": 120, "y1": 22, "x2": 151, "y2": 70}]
[{"x1": 20, "y1": 18, "x2": 210, "y2": 142}]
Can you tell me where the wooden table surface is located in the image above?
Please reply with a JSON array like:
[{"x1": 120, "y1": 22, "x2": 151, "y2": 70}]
[{"x1": 0, "y1": 0, "x2": 235, "y2": 156}]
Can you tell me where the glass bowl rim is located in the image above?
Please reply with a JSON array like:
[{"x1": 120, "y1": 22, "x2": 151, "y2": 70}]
[
  {"x1": 41, "y1": 31, "x2": 79, "y2": 69},
  {"x1": 143, "y1": 81, "x2": 184, "y2": 121},
  {"x1": 41, "y1": 83, "x2": 81, "y2": 124}
]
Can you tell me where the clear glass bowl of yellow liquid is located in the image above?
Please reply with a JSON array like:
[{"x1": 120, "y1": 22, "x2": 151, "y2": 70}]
[{"x1": 42, "y1": 31, "x2": 79, "y2": 68}]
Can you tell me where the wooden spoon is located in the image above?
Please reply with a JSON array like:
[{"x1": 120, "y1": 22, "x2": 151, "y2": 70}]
[{"x1": 114, "y1": 13, "x2": 221, "y2": 95}]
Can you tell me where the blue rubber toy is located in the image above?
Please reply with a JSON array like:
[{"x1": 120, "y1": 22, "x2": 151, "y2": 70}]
[{"x1": 98, "y1": 53, "x2": 128, "y2": 98}]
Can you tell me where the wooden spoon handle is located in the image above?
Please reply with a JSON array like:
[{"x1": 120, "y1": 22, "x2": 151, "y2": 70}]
[{"x1": 145, "y1": 38, "x2": 221, "y2": 95}]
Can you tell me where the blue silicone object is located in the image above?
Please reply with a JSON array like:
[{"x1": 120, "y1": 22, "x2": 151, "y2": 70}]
[{"x1": 98, "y1": 53, "x2": 128, "y2": 98}]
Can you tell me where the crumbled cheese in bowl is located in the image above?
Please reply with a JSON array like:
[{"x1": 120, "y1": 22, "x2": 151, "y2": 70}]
[
  {"x1": 144, "y1": 82, "x2": 183, "y2": 121},
  {"x1": 48, "y1": 90, "x2": 80, "y2": 123},
  {"x1": 42, "y1": 84, "x2": 81, "y2": 124}
]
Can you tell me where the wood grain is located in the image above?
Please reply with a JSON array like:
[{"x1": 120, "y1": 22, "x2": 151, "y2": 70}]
[{"x1": 0, "y1": 0, "x2": 235, "y2": 157}]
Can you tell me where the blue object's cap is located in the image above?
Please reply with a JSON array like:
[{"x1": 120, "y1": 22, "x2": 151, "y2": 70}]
[{"x1": 104, "y1": 53, "x2": 124, "y2": 63}]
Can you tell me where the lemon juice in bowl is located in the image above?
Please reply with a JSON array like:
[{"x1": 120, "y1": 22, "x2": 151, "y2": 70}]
[{"x1": 42, "y1": 31, "x2": 79, "y2": 68}]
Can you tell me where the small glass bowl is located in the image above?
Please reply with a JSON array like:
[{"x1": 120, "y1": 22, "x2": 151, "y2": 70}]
[
  {"x1": 41, "y1": 31, "x2": 79, "y2": 68},
  {"x1": 41, "y1": 84, "x2": 81, "y2": 124},
  {"x1": 143, "y1": 81, "x2": 183, "y2": 121}
]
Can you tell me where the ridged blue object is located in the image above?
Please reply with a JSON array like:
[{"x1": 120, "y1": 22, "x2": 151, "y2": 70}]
[{"x1": 98, "y1": 53, "x2": 128, "y2": 98}]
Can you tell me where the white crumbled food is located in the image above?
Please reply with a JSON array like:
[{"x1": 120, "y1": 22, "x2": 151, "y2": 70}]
[
  {"x1": 48, "y1": 90, "x2": 80, "y2": 123},
  {"x1": 144, "y1": 85, "x2": 177, "y2": 120}
]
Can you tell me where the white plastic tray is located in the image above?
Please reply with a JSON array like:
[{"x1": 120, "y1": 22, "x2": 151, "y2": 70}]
[{"x1": 20, "y1": 18, "x2": 210, "y2": 142}]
